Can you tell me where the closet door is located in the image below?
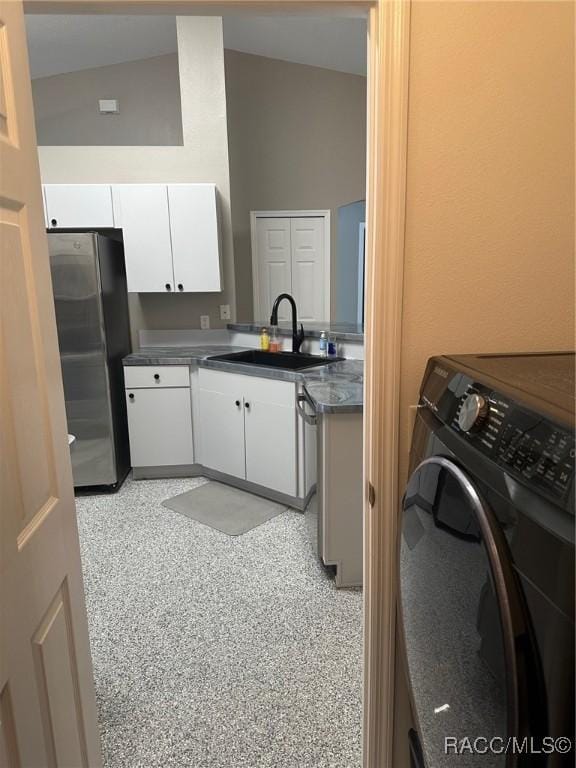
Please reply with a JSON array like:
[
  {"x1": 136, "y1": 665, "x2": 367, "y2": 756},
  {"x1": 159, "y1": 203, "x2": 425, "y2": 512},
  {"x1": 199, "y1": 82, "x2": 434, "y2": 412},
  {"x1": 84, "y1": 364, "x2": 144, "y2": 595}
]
[
  {"x1": 254, "y1": 217, "x2": 292, "y2": 320},
  {"x1": 290, "y1": 217, "x2": 326, "y2": 322}
]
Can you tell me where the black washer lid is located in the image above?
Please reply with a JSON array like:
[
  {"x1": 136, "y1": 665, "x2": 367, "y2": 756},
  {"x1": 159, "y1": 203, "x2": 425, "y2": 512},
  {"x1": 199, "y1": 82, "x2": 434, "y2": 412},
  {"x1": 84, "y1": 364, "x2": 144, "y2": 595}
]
[{"x1": 445, "y1": 352, "x2": 575, "y2": 419}]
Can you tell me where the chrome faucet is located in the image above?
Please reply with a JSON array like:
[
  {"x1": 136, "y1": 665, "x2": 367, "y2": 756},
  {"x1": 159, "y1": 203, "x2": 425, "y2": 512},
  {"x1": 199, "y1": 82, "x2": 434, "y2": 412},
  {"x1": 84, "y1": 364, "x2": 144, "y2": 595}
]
[{"x1": 270, "y1": 293, "x2": 305, "y2": 353}]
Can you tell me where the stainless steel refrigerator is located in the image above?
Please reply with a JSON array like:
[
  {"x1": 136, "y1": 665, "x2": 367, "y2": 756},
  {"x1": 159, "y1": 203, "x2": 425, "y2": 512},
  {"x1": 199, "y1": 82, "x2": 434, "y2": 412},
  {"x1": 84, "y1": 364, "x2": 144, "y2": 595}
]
[{"x1": 48, "y1": 233, "x2": 131, "y2": 490}]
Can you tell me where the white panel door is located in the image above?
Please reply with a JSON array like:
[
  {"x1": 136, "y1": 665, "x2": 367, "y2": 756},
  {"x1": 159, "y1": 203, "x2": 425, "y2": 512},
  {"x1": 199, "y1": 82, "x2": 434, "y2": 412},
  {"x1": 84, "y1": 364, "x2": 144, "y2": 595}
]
[
  {"x1": 114, "y1": 184, "x2": 174, "y2": 293},
  {"x1": 198, "y1": 388, "x2": 245, "y2": 479},
  {"x1": 244, "y1": 398, "x2": 297, "y2": 497},
  {"x1": 290, "y1": 217, "x2": 326, "y2": 322},
  {"x1": 168, "y1": 184, "x2": 222, "y2": 293},
  {"x1": 126, "y1": 388, "x2": 194, "y2": 467},
  {"x1": 255, "y1": 217, "x2": 292, "y2": 320},
  {"x1": 44, "y1": 184, "x2": 114, "y2": 229},
  {"x1": 1, "y1": 3, "x2": 101, "y2": 765}
]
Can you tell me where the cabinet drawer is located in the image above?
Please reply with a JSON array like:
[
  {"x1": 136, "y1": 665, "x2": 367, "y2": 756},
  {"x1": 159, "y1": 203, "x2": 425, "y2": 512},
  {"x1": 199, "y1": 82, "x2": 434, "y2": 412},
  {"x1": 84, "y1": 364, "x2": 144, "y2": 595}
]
[{"x1": 123, "y1": 365, "x2": 190, "y2": 388}]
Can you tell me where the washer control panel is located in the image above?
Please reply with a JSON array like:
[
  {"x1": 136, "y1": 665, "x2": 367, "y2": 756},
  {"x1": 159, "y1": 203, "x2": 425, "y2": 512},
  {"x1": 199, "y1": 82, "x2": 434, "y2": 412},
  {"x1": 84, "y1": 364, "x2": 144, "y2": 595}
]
[
  {"x1": 421, "y1": 364, "x2": 575, "y2": 508},
  {"x1": 454, "y1": 383, "x2": 574, "y2": 505}
]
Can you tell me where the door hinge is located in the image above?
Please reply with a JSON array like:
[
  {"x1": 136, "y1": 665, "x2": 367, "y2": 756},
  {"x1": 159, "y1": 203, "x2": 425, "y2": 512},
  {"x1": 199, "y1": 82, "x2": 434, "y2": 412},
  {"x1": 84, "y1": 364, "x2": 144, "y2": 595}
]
[{"x1": 367, "y1": 482, "x2": 376, "y2": 507}]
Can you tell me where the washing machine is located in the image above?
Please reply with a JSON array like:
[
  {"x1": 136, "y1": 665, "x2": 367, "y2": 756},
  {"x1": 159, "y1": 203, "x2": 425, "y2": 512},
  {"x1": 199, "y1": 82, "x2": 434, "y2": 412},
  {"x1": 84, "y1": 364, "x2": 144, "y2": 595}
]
[{"x1": 399, "y1": 352, "x2": 574, "y2": 767}]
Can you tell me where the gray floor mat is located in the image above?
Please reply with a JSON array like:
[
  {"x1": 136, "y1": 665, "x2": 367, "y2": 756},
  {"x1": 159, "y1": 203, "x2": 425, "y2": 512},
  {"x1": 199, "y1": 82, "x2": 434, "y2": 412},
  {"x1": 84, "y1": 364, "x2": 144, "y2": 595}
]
[{"x1": 162, "y1": 481, "x2": 287, "y2": 535}]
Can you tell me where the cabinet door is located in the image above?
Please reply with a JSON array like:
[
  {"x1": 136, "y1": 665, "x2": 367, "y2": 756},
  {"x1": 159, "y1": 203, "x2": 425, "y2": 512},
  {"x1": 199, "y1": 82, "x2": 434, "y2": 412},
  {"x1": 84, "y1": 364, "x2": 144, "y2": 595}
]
[
  {"x1": 198, "y1": 388, "x2": 245, "y2": 479},
  {"x1": 243, "y1": 378, "x2": 297, "y2": 497},
  {"x1": 114, "y1": 185, "x2": 174, "y2": 293},
  {"x1": 44, "y1": 184, "x2": 114, "y2": 229},
  {"x1": 291, "y1": 217, "x2": 326, "y2": 322},
  {"x1": 168, "y1": 184, "x2": 222, "y2": 292},
  {"x1": 244, "y1": 399, "x2": 297, "y2": 497},
  {"x1": 126, "y1": 387, "x2": 194, "y2": 467},
  {"x1": 254, "y1": 217, "x2": 292, "y2": 320}
]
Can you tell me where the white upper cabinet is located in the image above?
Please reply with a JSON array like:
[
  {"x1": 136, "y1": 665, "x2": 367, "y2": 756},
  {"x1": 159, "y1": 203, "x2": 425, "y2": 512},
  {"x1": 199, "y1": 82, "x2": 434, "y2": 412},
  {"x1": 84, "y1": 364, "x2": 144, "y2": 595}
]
[
  {"x1": 42, "y1": 182, "x2": 222, "y2": 294},
  {"x1": 44, "y1": 184, "x2": 115, "y2": 229},
  {"x1": 112, "y1": 184, "x2": 175, "y2": 293},
  {"x1": 168, "y1": 184, "x2": 222, "y2": 293}
]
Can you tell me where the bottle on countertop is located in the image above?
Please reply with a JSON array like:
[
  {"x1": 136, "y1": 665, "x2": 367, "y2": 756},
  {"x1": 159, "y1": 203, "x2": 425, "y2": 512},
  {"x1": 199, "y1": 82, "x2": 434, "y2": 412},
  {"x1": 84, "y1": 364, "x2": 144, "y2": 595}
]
[
  {"x1": 260, "y1": 327, "x2": 270, "y2": 351},
  {"x1": 319, "y1": 331, "x2": 329, "y2": 357},
  {"x1": 328, "y1": 338, "x2": 337, "y2": 357},
  {"x1": 269, "y1": 326, "x2": 281, "y2": 353}
]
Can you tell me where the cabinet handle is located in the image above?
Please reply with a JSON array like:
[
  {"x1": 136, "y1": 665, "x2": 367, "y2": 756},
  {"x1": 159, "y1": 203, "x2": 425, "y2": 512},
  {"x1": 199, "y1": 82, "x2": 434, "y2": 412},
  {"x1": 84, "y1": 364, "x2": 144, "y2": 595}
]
[
  {"x1": 165, "y1": 283, "x2": 172, "y2": 291},
  {"x1": 178, "y1": 283, "x2": 184, "y2": 291},
  {"x1": 244, "y1": 402, "x2": 250, "y2": 410},
  {"x1": 154, "y1": 374, "x2": 160, "y2": 381},
  {"x1": 235, "y1": 400, "x2": 241, "y2": 407},
  {"x1": 51, "y1": 218, "x2": 57, "y2": 227},
  {"x1": 128, "y1": 393, "x2": 135, "y2": 400}
]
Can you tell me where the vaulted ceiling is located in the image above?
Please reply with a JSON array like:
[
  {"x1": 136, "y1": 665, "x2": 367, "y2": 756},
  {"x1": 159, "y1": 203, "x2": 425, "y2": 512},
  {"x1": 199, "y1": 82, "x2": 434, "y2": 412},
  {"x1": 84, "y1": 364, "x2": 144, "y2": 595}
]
[{"x1": 25, "y1": 14, "x2": 367, "y2": 80}]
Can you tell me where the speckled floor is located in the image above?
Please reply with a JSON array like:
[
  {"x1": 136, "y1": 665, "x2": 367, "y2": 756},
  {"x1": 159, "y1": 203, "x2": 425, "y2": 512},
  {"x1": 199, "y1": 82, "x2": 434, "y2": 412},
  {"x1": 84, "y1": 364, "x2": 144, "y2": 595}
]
[{"x1": 75, "y1": 477, "x2": 363, "y2": 768}]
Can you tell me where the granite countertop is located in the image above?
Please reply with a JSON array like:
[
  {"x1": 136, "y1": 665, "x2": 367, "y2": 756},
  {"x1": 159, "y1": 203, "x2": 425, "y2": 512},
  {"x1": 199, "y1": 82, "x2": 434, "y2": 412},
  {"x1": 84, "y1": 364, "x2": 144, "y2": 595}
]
[
  {"x1": 301, "y1": 359, "x2": 364, "y2": 414},
  {"x1": 123, "y1": 347, "x2": 363, "y2": 413},
  {"x1": 123, "y1": 345, "x2": 249, "y2": 366},
  {"x1": 228, "y1": 321, "x2": 363, "y2": 342}
]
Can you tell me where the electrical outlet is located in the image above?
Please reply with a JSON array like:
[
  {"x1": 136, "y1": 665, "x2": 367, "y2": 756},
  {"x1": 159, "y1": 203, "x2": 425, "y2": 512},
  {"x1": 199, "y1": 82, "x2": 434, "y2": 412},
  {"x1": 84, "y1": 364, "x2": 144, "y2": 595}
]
[
  {"x1": 200, "y1": 315, "x2": 210, "y2": 330},
  {"x1": 219, "y1": 304, "x2": 231, "y2": 320}
]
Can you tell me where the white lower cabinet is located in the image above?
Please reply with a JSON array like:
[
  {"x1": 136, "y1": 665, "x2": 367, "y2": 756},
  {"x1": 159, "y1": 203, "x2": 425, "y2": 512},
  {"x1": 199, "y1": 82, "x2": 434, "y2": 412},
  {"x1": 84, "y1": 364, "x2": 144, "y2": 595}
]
[
  {"x1": 198, "y1": 388, "x2": 245, "y2": 479},
  {"x1": 125, "y1": 365, "x2": 307, "y2": 499},
  {"x1": 125, "y1": 368, "x2": 194, "y2": 467},
  {"x1": 198, "y1": 368, "x2": 298, "y2": 498},
  {"x1": 244, "y1": 398, "x2": 296, "y2": 497}
]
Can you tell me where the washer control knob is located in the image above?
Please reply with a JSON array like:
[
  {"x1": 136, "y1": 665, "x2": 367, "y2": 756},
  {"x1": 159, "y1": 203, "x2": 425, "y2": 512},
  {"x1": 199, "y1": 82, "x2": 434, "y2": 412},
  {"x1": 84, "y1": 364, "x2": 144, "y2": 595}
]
[{"x1": 458, "y1": 393, "x2": 489, "y2": 433}]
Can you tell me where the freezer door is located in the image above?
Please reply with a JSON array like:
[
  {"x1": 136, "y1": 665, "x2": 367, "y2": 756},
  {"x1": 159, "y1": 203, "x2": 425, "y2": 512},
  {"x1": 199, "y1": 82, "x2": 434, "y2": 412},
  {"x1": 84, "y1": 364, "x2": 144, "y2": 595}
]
[{"x1": 48, "y1": 233, "x2": 117, "y2": 486}]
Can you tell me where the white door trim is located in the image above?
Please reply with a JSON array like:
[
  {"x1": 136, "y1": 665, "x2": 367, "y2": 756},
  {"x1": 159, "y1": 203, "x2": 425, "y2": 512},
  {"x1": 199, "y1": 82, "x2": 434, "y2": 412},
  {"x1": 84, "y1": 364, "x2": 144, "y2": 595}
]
[
  {"x1": 363, "y1": 3, "x2": 412, "y2": 767},
  {"x1": 250, "y1": 210, "x2": 331, "y2": 321},
  {"x1": 357, "y1": 222, "x2": 366, "y2": 325}
]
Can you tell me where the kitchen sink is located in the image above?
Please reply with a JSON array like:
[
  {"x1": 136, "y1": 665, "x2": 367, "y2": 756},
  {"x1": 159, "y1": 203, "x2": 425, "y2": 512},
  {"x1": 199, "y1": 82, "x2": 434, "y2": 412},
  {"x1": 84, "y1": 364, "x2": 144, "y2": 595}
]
[{"x1": 209, "y1": 350, "x2": 344, "y2": 371}]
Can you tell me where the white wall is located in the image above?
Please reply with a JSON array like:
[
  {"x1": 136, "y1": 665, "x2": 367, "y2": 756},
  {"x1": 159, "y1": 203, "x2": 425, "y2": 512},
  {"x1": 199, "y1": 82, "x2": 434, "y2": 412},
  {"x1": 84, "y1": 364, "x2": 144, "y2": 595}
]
[{"x1": 36, "y1": 17, "x2": 234, "y2": 347}]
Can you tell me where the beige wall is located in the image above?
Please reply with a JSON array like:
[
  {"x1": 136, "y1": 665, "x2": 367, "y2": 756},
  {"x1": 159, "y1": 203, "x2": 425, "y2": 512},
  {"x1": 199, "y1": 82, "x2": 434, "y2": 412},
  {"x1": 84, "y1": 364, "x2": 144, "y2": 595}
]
[
  {"x1": 32, "y1": 53, "x2": 182, "y2": 146},
  {"x1": 36, "y1": 17, "x2": 234, "y2": 348},
  {"x1": 400, "y1": 0, "x2": 575, "y2": 479},
  {"x1": 225, "y1": 49, "x2": 367, "y2": 321},
  {"x1": 394, "y1": 3, "x2": 574, "y2": 762}
]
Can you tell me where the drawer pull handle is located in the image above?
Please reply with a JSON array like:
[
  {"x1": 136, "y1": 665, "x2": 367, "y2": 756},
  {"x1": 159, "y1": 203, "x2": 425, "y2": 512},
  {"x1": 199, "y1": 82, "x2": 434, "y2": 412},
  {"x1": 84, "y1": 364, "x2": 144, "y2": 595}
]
[
  {"x1": 165, "y1": 283, "x2": 172, "y2": 291},
  {"x1": 244, "y1": 402, "x2": 250, "y2": 410},
  {"x1": 50, "y1": 218, "x2": 57, "y2": 227},
  {"x1": 128, "y1": 393, "x2": 135, "y2": 400},
  {"x1": 154, "y1": 374, "x2": 160, "y2": 381},
  {"x1": 235, "y1": 400, "x2": 240, "y2": 407},
  {"x1": 178, "y1": 283, "x2": 184, "y2": 291}
]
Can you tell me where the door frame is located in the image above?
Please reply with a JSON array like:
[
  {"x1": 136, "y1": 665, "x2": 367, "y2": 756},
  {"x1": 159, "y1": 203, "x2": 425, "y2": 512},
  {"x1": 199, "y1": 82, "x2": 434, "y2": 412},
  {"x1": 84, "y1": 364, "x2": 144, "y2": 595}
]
[
  {"x1": 249, "y1": 209, "x2": 331, "y2": 321},
  {"x1": 357, "y1": 221, "x2": 366, "y2": 325},
  {"x1": 23, "y1": 2, "x2": 411, "y2": 766}
]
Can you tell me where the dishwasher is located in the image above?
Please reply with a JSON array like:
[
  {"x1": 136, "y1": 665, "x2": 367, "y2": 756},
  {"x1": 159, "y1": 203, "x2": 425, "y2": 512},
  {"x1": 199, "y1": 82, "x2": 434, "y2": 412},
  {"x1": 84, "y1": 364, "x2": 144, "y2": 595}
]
[{"x1": 297, "y1": 386, "x2": 363, "y2": 587}]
